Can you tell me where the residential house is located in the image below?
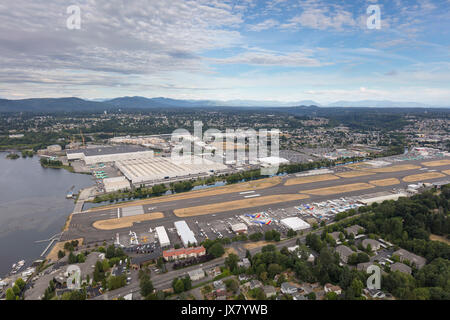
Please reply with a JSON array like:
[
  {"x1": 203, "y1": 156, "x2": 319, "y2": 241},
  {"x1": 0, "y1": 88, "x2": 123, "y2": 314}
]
[
  {"x1": 393, "y1": 249, "x2": 426, "y2": 269},
  {"x1": 390, "y1": 262, "x2": 412, "y2": 275},
  {"x1": 293, "y1": 293, "x2": 307, "y2": 300},
  {"x1": 356, "y1": 262, "x2": 373, "y2": 272},
  {"x1": 281, "y1": 282, "x2": 298, "y2": 295},
  {"x1": 263, "y1": 285, "x2": 276, "y2": 298},
  {"x1": 249, "y1": 280, "x2": 263, "y2": 290},
  {"x1": 362, "y1": 239, "x2": 382, "y2": 251},
  {"x1": 238, "y1": 258, "x2": 251, "y2": 268},
  {"x1": 345, "y1": 225, "x2": 365, "y2": 237},
  {"x1": 329, "y1": 231, "x2": 342, "y2": 241},
  {"x1": 324, "y1": 283, "x2": 342, "y2": 295},
  {"x1": 188, "y1": 268, "x2": 205, "y2": 281},
  {"x1": 335, "y1": 245, "x2": 354, "y2": 263}
]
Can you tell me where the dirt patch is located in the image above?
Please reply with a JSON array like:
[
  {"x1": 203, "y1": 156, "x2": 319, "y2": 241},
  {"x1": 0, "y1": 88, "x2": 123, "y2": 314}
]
[
  {"x1": 430, "y1": 234, "x2": 450, "y2": 245},
  {"x1": 243, "y1": 241, "x2": 274, "y2": 250},
  {"x1": 88, "y1": 177, "x2": 282, "y2": 212},
  {"x1": 173, "y1": 194, "x2": 309, "y2": 217},
  {"x1": 46, "y1": 238, "x2": 84, "y2": 262},
  {"x1": 369, "y1": 178, "x2": 401, "y2": 187},
  {"x1": 369, "y1": 164, "x2": 422, "y2": 173},
  {"x1": 402, "y1": 172, "x2": 446, "y2": 182},
  {"x1": 92, "y1": 212, "x2": 164, "y2": 230},
  {"x1": 224, "y1": 247, "x2": 238, "y2": 257},
  {"x1": 301, "y1": 183, "x2": 375, "y2": 196},
  {"x1": 421, "y1": 159, "x2": 450, "y2": 167},
  {"x1": 336, "y1": 171, "x2": 376, "y2": 178},
  {"x1": 284, "y1": 174, "x2": 340, "y2": 186}
]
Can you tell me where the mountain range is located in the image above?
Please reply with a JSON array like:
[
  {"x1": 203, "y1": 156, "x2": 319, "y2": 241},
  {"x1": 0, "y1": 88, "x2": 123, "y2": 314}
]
[{"x1": 0, "y1": 96, "x2": 447, "y2": 112}]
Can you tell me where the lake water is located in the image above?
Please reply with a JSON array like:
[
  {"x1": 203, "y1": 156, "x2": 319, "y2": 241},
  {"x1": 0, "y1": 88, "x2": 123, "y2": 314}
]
[{"x1": 0, "y1": 153, "x2": 93, "y2": 277}]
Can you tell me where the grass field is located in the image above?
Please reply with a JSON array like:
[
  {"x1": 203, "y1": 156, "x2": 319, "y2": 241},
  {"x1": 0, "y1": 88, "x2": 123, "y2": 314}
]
[
  {"x1": 369, "y1": 178, "x2": 401, "y2": 187},
  {"x1": 300, "y1": 182, "x2": 375, "y2": 196},
  {"x1": 369, "y1": 164, "x2": 422, "y2": 173},
  {"x1": 173, "y1": 194, "x2": 309, "y2": 217},
  {"x1": 88, "y1": 177, "x2": 282, "y2": 212},
  {"x1": 284, "y1": 174, "x2": 340, "y2": 186},
  {"x1": 422, "y1": 159, "x2": 450, "y2": 167},
  {"x1": 46, "y1": 238, "x2": 84, "y2": 262},
  {"x1": 402, "y1": 172, "x2": 446, "y2": 182},
  {"x1": 335, "y1": 171, "x2": 376, "y2": 178},
  {"x1": 92, "y1": 212, "x2": 164, "y2": 230}
]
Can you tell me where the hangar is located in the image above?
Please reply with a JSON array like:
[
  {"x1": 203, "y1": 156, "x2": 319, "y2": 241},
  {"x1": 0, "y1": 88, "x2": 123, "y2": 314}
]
[
  {"x1": 280, "y1": 217, "x2": 310, "y2": 231},
  {"x1": 155, "y1": 226, "x2": 170, "y2": 248},
  {"x1": 115, "y1": 156, "x2": 227, "y2": 184},
  {"x1": 174, "y1": 220, "x2": 197, "y2": 247},
  {"x1": 66, "y1": 145, "x2": 153, "y2": 165},
  {"x1": 103, "y1": 176, "x2": 131, "y2": 192}
]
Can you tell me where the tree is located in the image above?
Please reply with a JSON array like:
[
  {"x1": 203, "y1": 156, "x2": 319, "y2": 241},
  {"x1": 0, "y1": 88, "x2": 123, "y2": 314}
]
[
  {"x1": 182, "y1": 276, "x2": 192, "y2": 291},
  {"x1": 5, "y1": 288, "x2": 16, "y2": 300},
  {"x1": 140, "y1": 274, "x2": 154, "y2": 297},
  {"x1": 173, "y1": 279, "x2": 185, "y2": 294},
  {"x1": 15, "y1": 278, "x2": 26, "y2": 291},
  {"x1": 107, "y1": 275, "x2": 127, "y2": 290},
  {"x1": 287, "y1": 229, "x2": 297, "y2": 238},
  {"x1": 68, "y1": 251, "x2": 77, "y2": 264},
  {"x1": 249, "y1": 232, "x2": 263, "y2": 242},
  {"x1": 351, "y1": 278, "x2": 364, "y2": 297},
  {"x1": 306, "y1": 292, "x2": 316, "y2": 300},
  {"x1": 106, "y1": 244, "x2": 116, "y2": 259},
  {"x1": 208, "y1": 243, "x2": 225, "y2": 258},
  {"x1": 325, "y1": 292, "x2": 339, "y2": 300},
  {"x1": 224, "y1": 279, "x2": 239, "y2": 293},
  {"x1": 58, "y1": 250, "x2": 66, "y2": 259},
  {"x1": 225, "y1": 253, "x2": 239, "y2": 273}
]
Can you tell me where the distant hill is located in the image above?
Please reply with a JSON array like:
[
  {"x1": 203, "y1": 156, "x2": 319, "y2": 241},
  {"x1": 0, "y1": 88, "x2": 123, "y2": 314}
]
[
  {"x1": 0, "y1": 96, "x2": 447, "y2": 112},
  {"x1": 0, "y1": 97, "x2": 106, "y2": 112}
]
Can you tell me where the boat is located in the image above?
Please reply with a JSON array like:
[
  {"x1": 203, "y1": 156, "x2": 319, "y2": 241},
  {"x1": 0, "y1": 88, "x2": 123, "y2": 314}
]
[{"x1": 10, "y1": 260, "x2": 25, "y2": 274}]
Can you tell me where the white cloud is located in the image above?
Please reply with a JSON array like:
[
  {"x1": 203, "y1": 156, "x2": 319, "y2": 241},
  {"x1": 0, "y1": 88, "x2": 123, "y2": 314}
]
[{"x1": 248, "y1": 19, "x2": 279, "y2": 31}]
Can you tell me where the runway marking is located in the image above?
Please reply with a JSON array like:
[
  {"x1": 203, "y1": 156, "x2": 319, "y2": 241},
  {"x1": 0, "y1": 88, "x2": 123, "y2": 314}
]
[
  {"x1": 173, "y1": 194, "x2": 310, "y2": 217},
  {"x1": 284, "y1": 174, "x2": 340, "y2": 186},
  {"x1": 244, "y1": 194, "x2": 261, "y2": 198},
  {"x1": 421, "y1": 159, "x2": 450, "y2": 167},
  {"x1": 402, "y1": 172, "x2": 446, "y2": 182},
  {"x1": 335, "y1": 171, "x2": 376, "y2": 178},
  {"x1": 92, "y1": 212, "x2": 165, "y2": 230},
  {"x1": 368, "y1": 164, "x2": 422, "y2": 173},
  {"x1": 240, "y1": 191, "x2": 255, "y2": 195},
  {"x1": 369, "y1": 178, "x2": 401, "y2": 187},
  {"x1": 300, "y1": 182, "x2": 375, "y2": 196}
]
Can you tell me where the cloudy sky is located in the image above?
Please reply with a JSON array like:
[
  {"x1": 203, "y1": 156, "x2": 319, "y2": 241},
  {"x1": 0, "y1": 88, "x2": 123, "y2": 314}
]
[{"x1": 0, "y1": 0, "x2": 449, "y2": 105}]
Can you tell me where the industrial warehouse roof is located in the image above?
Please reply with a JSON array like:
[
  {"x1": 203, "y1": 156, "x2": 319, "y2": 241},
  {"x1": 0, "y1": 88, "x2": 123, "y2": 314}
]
[
  {"x1": 174, "y1": 220, "x2": 198, "y2": 247},
  {"x1": 155, "y1": 226, "x2": 170, "y2": 247},
  {"x1": 280, "y1": 217, "x2": 310, "y2": 231},
  {"x1": 66, "y1": 145, "x2": 148, "y2": 156}
]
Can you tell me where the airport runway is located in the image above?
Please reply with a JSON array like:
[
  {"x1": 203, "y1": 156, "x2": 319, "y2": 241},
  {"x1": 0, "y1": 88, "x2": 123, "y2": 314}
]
[{"x1": 63, "y1": 157, "x2": 450, "y2": 244}]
